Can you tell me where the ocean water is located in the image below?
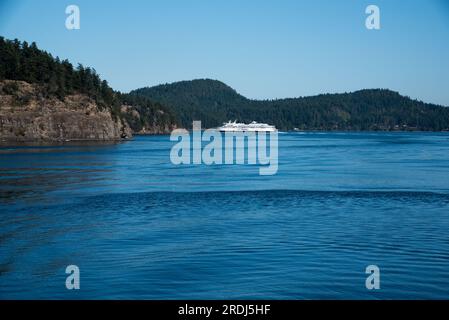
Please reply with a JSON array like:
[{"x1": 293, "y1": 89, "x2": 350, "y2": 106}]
[{"x1": 1, "y1": 132, "x2": 449, "y2": 299}]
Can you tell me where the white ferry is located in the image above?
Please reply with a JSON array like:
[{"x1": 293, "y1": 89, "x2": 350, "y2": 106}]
[{"x1": 218, "y1": 121, "x2": 277, "y2": 132}]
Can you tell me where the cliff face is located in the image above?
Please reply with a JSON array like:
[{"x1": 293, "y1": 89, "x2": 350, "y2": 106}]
[{"x1": 0, "y1": 80, "x2": 132, "y2": 142}]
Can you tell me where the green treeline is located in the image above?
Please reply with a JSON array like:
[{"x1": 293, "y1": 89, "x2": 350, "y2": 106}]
[
  {"x1": 0, "y1": 37, "x2": 116, "y2": 108},
  {"x1": 131, "y1": 79, "x2": 449, "y2": 131}
]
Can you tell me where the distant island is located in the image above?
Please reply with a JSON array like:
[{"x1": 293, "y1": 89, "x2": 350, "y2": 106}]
[
  {"x1": 1, "y1": 37, "x2": 449, "y2": 143},
  {"x1": 132, "y1": 80, "x2": 449, "y2": 131}
]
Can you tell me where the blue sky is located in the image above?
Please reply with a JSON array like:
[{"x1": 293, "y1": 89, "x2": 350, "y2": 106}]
[{"x1": 1, "y1": 0, "x2": 449, "y2": 105}]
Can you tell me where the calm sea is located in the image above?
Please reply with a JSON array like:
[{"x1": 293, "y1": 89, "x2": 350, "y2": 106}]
[{"x1": 1, "y1": 132, "x2": 449, "y2": 299}]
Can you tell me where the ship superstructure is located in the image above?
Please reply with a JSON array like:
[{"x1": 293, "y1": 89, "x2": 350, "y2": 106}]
[{"x1": 218, "y1": 121, "x2": 276, "y2": 132}]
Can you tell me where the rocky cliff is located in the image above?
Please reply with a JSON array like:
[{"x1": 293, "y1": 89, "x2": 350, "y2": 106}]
[{"x1": 0, "y1": 80, "x2": 133, "y2": 142}]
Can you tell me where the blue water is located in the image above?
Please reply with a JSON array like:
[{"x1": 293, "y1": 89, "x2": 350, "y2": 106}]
[{"x1": 1, "y1": 132, "x2": 449, "y2": 299}]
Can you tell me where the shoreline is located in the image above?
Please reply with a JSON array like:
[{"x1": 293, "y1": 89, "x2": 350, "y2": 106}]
[
  {"x1": 1, "y1": 130, "x2": 449, "y2": 147},
  {"x1": 0, "y1": 137, "x2": 130, "y2": 147}
]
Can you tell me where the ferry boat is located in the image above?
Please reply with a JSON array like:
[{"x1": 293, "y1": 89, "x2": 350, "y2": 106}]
[{"x1": 218, "y1": 121, "x2": 277, "y2": 132}]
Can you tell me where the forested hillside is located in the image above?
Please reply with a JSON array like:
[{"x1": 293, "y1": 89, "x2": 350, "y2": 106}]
[
  {"x1": 0, "y1": 37, "x2": 177, "y2": 139},
  {"x1": 132, "y1": 79, "x2": 449, "y2": 131}
]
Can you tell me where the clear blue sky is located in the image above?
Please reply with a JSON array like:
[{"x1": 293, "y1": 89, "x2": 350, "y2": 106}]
[{"x1": 1, "y1": 0, "x2": 449, "y2": 105}]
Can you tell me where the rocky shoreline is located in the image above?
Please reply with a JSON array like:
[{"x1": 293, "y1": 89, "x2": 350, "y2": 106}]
[{"x1": 0, "y1": 80, "x2": 176, "y2": 144}]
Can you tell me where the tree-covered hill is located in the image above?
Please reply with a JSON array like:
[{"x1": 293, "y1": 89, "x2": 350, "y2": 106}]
[
  {"x1": 0, "y1": 37, "x2": 178, "y2": 136},
  {"x1": 131, "y1": 79, "x2": 449, "y2": 131},
  {"x1": 132, "y1": 79, "x2": 250, "y2": 129}
]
